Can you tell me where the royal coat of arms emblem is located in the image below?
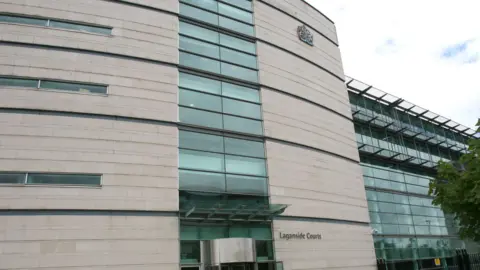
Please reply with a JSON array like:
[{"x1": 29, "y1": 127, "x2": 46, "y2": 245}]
[{"x1": 297, "y1": 25, "x2": 313, "y2": 46}]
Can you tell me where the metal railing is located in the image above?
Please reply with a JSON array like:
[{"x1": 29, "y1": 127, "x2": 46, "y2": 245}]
[{"x1": 376, "y1": 250, "x2": 480, "y2": 270}]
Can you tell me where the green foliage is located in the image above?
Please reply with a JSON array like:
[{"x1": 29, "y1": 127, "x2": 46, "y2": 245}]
[{"x1": 429, "y1": 119, "x2": 480, "y2": 241}]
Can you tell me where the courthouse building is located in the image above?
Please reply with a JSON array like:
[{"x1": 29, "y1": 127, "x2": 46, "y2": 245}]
[{"x1": 0, "y1": 0, "x2": 477, "y2": 269}]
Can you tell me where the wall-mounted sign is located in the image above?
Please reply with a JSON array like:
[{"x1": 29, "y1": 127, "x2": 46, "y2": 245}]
[
  {"x1": 297, "y1": 25, "x2": 314, "y2": 46},
  {"x1": 279, "y1": 232, "x2": 322, "y2": 240}
]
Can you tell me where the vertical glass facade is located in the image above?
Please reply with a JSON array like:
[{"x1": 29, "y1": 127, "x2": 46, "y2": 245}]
[
  {"x1": 177, "y1": 1, "x2": 278, "y2": 269},
  {"x1": 348, "y1": 89, "x2": 476, "y2": 267}
]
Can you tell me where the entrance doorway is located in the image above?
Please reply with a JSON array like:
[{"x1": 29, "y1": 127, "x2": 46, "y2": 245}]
[{"x1": 220, "y1": 263, "x2": 255, "y2": 270}]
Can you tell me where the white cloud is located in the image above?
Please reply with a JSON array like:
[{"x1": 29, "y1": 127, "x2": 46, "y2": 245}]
[{"x1": 307, "y1": 0, "x2": 480, "y2": 129}]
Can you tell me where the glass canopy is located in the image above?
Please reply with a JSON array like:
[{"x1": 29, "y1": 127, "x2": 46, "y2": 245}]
[
  {"x1": 179, "y1": 191, "x2": 288, "y2": 222},
  {"x1": 345, "y1": 76, "x2": 477, "y2": 138}
]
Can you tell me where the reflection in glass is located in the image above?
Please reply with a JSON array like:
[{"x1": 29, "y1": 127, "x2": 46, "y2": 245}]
[{"x1": 180, "y1": 149, "x2": 225, "y2": 172}]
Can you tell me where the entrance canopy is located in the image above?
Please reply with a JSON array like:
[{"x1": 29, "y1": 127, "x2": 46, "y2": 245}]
[{"x1": 179, "y1": 191, "x2": 288, "y2": 222}]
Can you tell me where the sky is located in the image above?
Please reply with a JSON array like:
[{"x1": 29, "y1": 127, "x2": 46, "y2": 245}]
[{"x1": 306, "y1": 0, "x2": 480, "y2": 130}]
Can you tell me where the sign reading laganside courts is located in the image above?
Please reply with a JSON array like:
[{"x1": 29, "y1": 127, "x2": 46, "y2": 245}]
[{"x1": 279, "y1": 232, "x2": 322, "y2": 240}]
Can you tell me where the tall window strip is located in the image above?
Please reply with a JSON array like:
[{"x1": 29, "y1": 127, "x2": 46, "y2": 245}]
[
  {"x1": 179, "y1": 21, "x2": 258, "y2": 83},
  {"x1": 0, "y1": 14, "x2": 112, "y2": 35},
  {"x1": 179, "y1": 129, "x2": 268, "y2": 196},
  {"x1": 179, "y1": 0, "x2": 254, "y2": 37},
  {"x1": 179, "y1": 72, "x2": 263, "y2": 135},
  {"x1": 0, "y1": 76, "x2": 108, "y2": 94},
  {"x1": 0, "y1": 172, "x2": 101, "y2": 186}
]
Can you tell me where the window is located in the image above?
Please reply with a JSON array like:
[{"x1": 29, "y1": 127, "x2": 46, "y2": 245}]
[
  {"x1": 0, "y1": 76, "x2": 107, "y2": 94},
  {"x1": 179, "y1": 73, "x2": 262, "y2": 135},
  {"x1": 0, "y1": 77, "x2": 38, "y2": 88},
  {"x1": 179, "y1": 1, "x2": 254, "y2": 36},
  {"x1": 0, "y1": 14, "x2": 112, "y2": 35},
  {"x1": 179, "y1": 130, "x2": 267, "y2": 195},
  {"x1": 40, "y1": 80, "x2": 107, "y2": 94},
  {"x1": 0, "y1": 172, "x2": 101, "y2": 186}
]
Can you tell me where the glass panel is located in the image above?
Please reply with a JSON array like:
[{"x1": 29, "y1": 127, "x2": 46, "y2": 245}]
[
  {"x1": 220, "y1": 33, "x2": 256, "y2": 54},
  {"x1": 219, "y1": 16, "x2": 254, "y2": 36},
  {"x1": 180, "y1": 226, "x2": 199, "y2": 240},
  {"x1": 199, "y1": 226, "x2": 228, "y2": 239},
  {"x1": 218, "y1": 3, "x2": 253, "y2": 24},
  {"x1": 0, "y1": 15, "x2": 46, "y2": 26},
  {"x1": 49, "y1": 21, "x2": 111, "y2": 35},
  {"x1": 180, "y1": 241, "x2": 201, "y2": 264},
  {"x1": 180, "y1": 21, "x2": 219, "y2": 43},
  {"x1": 40, "y1": 81, "x2": 107, "y2": 94},
  {"x1": 179, "y1": 89, "x2": 222, "y2": 112},
  {"x1": 222, "y1": 0, "x2": 252, "y2": 11},
  {"x1": 250, "y1": 226, "x2": 272, "y2": 240},
  {"x1": 179, "y1": 149, "x2": 225, "y2": 172},
  {"x1": 180, "y1": 36, "x2": 220, "y2": 59},
  {"x1": 221, "y1": 47, "x2": 257, "y2": 68},
  {"x1": 229, "y1": 226, "x2": 250, "y2": 237},
  {"x1": 180, "y1": 72, "x2": 221, "y2": 95},
  {"x1": 0, "y1": 173, "x2": 25, "y2": 184},
  {"x1": 223, "y1": 98, "x2": 261, "y2": 119},
  {"x1": 223, "y1": 115, "x2": 263, "y2": 135},
  {"x1": 226, "y1": 174, "x2": 267, "y2": 195},
  {"x1": 180, "y1": 107, "x2": 223, "y2": 129},
  {"x1": 26, "y1": 174, "x2": 101, "y2": 185},
  {"x1": 180, "y1": 52, "x2": 221, "y2": 73},
  {"x1": 224, "y1": 137, "x2": 265, "y2": 158},
  {"x1": 225, "y1": 155, "x2": 266, "y2": 176},
  {"x1": 256, "y1": 240, "x2": 274, "y2": 261},
  {"x1": 179, "y1": 169, "x2": 226, "y2": 193},
  {"x1": 221, "y1": 62, "x2": 258, "y2": 82},
  {"x1": 222, "y1": 82, "x2": 259, "y2": 102},
  {"x1": 182, "y1": 0, "x2": 218, "y2": 12},
  {"x1": 179, "y1": 130, "x2": 224, "y2": 152},
  {"x1": 0, "y1": 77, "x2": 38, "y2": 88},
  {"x1": 180, "y1": 3, "x2": 218, "y2": 25}
]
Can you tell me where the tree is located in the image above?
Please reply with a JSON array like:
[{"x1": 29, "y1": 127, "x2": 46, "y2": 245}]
[{"x1": 429, "y1": 119, "x2": 480, "y2": 241}]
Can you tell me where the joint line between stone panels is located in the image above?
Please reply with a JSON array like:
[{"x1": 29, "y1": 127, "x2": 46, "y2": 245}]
[
  {"x1": 255, "y1": 0, "x2": 339, "y2": 47},
  {"x1": 0, "y1": 41, "x2": 178, "y2": 69},
  {"x1": 257, "y1": 39, "x2": 344, "y2": 82},
  {"x1": 179, "y1": 1, "x2": 255, "y2": 27},
  {"x1": 259, "y1": 85, "x2": 353, "y2": 122},
  {"x1": 299, "y1": 0, "x2": 335, "y2": 25},
  {"x1": 0, "y1": 209, "x2": 180, "y2": 216},
  {"x1": 265, "y1": 136, "x2": 360, "y2": 164},
  {"x1": 103, "y1": 0, "x2": 179, "y2": 17}
]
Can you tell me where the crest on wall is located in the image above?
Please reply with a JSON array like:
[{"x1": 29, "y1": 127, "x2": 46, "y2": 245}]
[{"x1": 297, "y1": 25, "x2": 313, "y2": 46}]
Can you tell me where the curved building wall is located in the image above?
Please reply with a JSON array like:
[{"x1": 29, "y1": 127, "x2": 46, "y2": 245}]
[
  {"x1": 254, "y1": 1, "x2": 375, "y2": 269},
  {"x1": 0, "y1": 1, "x2": 180, "y2": 269},
  {"x1": 0, "y1": 0, "x2": 375, "y2": 270}
]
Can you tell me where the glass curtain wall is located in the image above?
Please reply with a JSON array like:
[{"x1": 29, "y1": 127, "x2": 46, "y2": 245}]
[{"x1": 348, "y1": 91, "x2": 473, "y2": 267}]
